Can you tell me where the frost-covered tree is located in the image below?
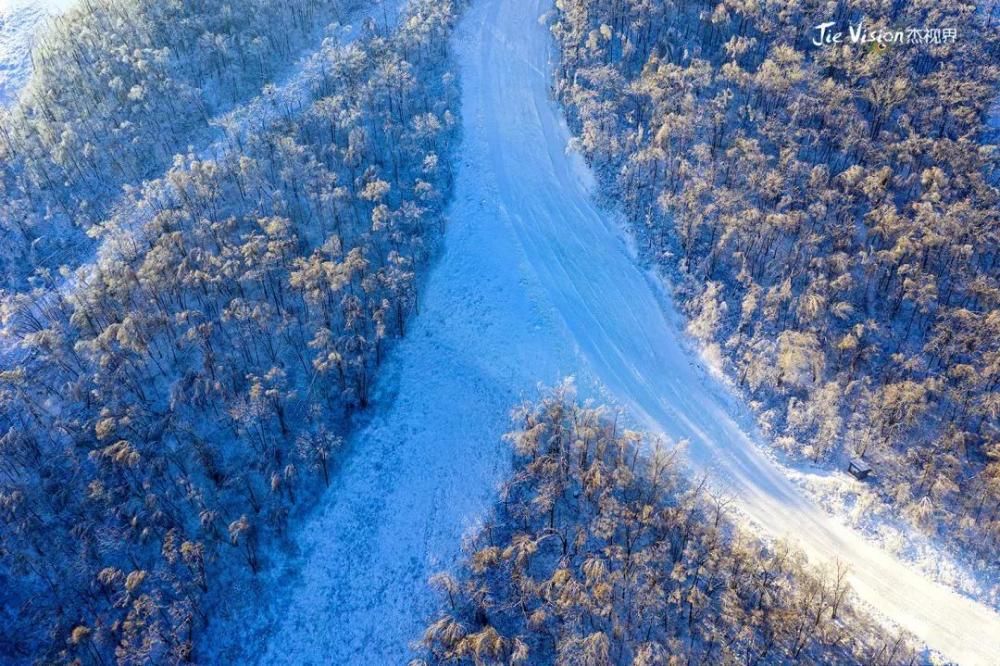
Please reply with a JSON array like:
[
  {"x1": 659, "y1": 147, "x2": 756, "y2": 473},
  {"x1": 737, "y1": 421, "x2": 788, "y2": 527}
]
[
  {"x1": 549, "y1": 0, "x2": 1000, "y2": 561},
  {"x1": 418, "y1": 387, "x2": 916, "y2": 665}
]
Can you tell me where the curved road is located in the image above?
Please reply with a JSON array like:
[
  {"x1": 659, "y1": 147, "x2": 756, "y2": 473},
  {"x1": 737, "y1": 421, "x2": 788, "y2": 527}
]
[{"x1": 257, "y1": 0, "x2": 1000, "y2": 663}]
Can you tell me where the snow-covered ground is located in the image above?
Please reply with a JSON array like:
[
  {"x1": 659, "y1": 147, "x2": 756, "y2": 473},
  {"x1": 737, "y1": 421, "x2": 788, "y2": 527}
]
[
  {"x1": 252, "y1": 0, "x2": 1000, "y2": 664},
  {"x1": 783, "y1": 457, "x2": 999, "y2": 608},
  {"x1": 0, "y1": 0, "x2": 74, "y2": 104}
]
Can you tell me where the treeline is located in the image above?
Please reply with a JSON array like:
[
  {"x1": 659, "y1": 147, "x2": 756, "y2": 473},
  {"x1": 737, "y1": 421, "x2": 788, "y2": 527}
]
[
  {"x1": 0, "y1": 0, "x2": 361, "y2": 290},
  {"x1": 416, "y1": 384, "x2": 916, "y2": 665},
  {"x1": 550, "y1": 0, "x2": 1000, "y2": 559},
  {"x1": 0, "y1": 0, "x2": 462, "y2": 662}
]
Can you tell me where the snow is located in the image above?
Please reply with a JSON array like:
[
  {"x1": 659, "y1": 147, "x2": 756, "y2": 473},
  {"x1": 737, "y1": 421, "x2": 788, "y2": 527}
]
[
  {"x1": 783, "y1": 460, "x2": 999, "y2": 608},
  {"x1": 252, "y1": 0, "x2": 1000, "y2": 665},
  {"x1": 0, "y1": 1, "x2": 65, "y2": 104},
  {"x1": 0, "y1": 1, "x2": 77, "y2": 103}
]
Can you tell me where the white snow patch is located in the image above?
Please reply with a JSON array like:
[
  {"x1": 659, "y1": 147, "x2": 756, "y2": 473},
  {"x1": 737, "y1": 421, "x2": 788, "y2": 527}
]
[
  {"x1": 0, "y1": 1, "x2": 76, "y2": 104},
  {"x1": 0, "y1": 4, "x2": 45, "y2": 104}
]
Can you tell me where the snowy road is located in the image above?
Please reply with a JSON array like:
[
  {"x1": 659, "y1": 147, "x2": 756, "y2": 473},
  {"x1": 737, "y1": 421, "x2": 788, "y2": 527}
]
[{"x1": 258, "y1": 0, "x2": 1000, "y2": 663}]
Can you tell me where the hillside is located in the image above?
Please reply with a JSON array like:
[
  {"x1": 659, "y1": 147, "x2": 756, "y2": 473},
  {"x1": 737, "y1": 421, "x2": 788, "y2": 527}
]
[{"x1": 0, "y1": 0, "x2": 998, "y2": 664}]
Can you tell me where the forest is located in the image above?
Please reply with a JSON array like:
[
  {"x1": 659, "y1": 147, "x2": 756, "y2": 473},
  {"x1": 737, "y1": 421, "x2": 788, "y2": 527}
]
[
  {"x1": 0, "y1": 0, "x2": 364, "y2": 290},
  {"x1": 550, "y1": 0, "x2": 1000, "y2": 563},
  {"x1": 417, "y1": 384, "x2": 918, "y2": 665},
  {"x1": 0, "y1": 0, "x2": 462, "y2": 661}
]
